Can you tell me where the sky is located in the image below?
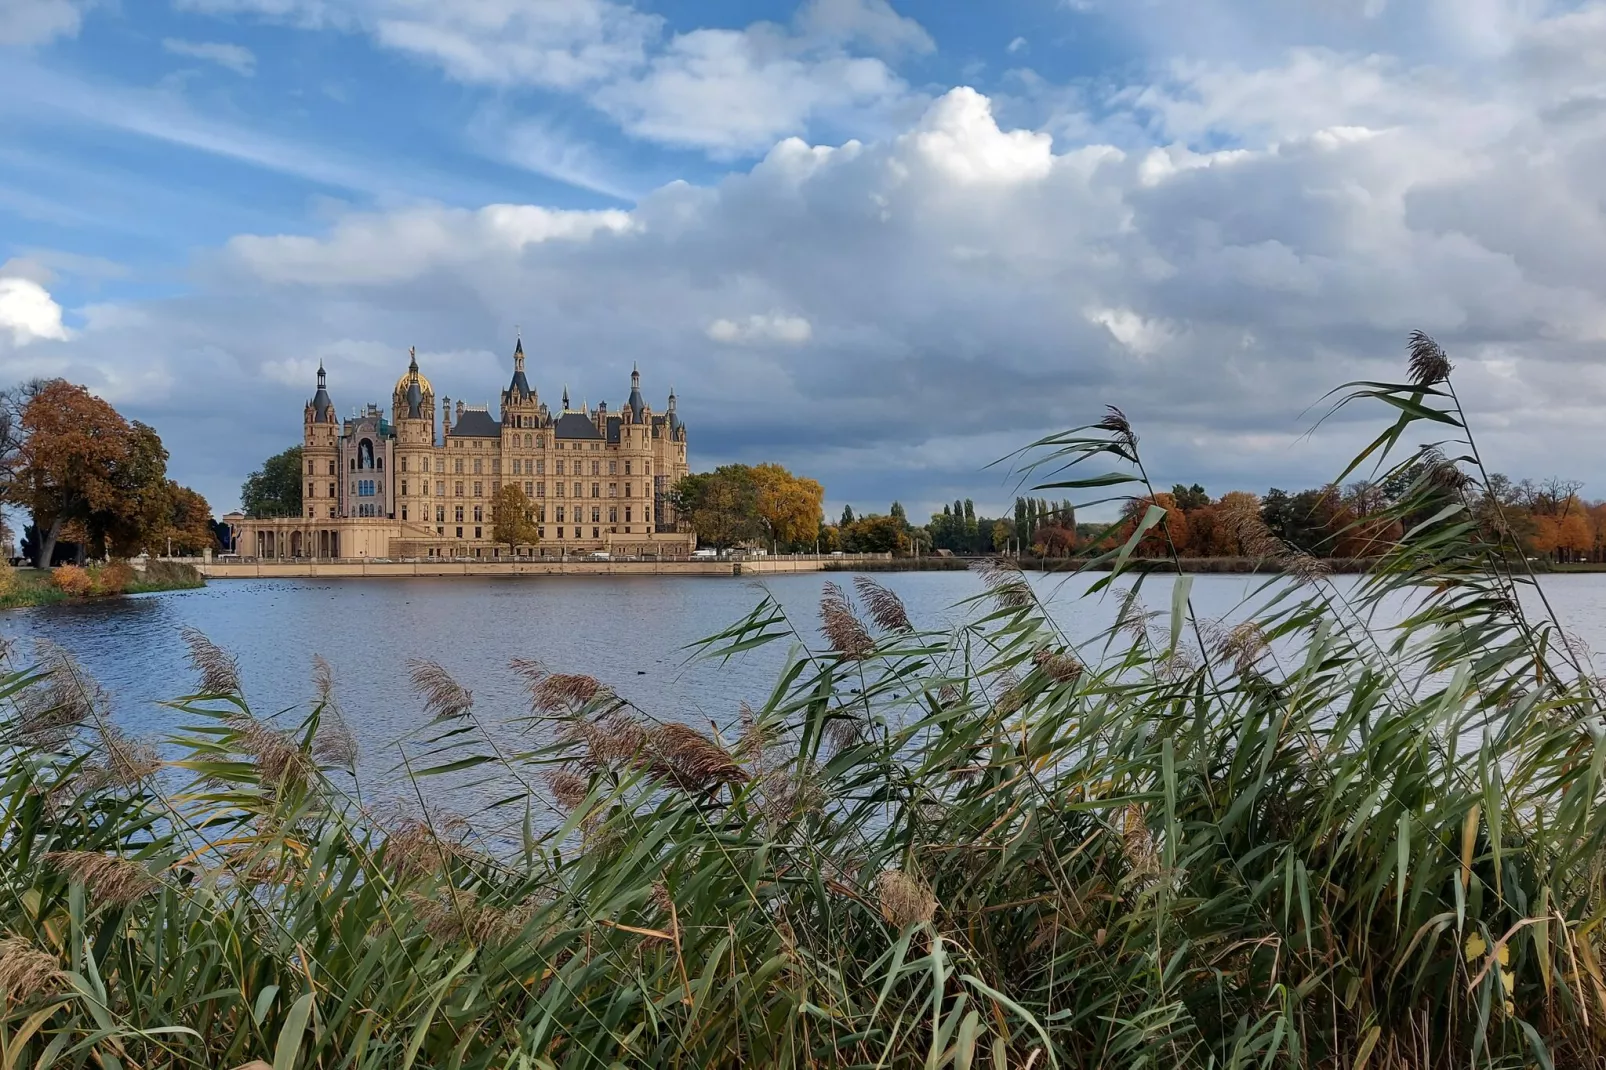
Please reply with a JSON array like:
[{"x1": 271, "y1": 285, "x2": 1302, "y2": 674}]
[{"x1": 2, "y1": 0, "x2": 1605, "y2": 522}]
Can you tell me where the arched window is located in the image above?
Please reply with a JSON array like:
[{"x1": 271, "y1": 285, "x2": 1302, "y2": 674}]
[
  {"x1": 377, "y1": 456, "x2": 384, "y2": 471},
  {"x1": 358, "y1": 439, "x2": 375, "y2": 469}
]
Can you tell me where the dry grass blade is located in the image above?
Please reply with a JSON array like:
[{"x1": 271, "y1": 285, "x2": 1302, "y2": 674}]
[
  {"x1": 181, "y1": 626, "x2": 241, "y2": 696},
  {"x1": 1120, "y1": 803, "x2": 1159, "y2": 880},
  {"x1": 971, "y1": 557, "x2": 1033, "y2": 610},
  {"x1": 875, "y1": 869, "x2": 937, "y2": 928},
  {"x1": 1098, "y1": 404, "x2": 1137, "y2": 449},
  {"x1": 820, "y1": 582, "x2": 873, "y2": 659},
  {"x1": 854, "y1": 577, "x2": 912, "y2": 632},
  {"x1": 1407, "y1": 329, "x2": 1452, "y2": 387},
  {"x1": 408, "y1": 658, "x2": 473, "y2": 719},
  {"x1": 45, "y1": 851, "x2": 159, "y2": 904},
  {"x1": 0, "y1": 935, "x2": 64, "y2": 996}
]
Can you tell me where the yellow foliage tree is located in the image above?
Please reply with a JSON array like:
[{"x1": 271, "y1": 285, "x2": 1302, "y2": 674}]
[
  {"x1": 751, "y1": 463, "x2": 825, "y2": 549},
  {"x1": 493, "y1": 484, "x2": 540, "y2": 555}
]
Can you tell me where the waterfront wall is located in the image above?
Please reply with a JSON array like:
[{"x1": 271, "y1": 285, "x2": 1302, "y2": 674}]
[{"x1": 191, "y1": 554, "x2": 889, "y2": 579}]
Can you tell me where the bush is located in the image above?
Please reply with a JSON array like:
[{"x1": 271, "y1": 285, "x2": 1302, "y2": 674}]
[
  {"x1": 90, "y1": 561, "x2": 135, "y2": 596},
  {"x1": 50, "y1": 564, "x2": 92, "y2": 596}
]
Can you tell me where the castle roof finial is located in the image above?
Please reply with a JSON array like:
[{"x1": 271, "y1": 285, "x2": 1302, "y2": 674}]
[
  {"x1": 408, "y1": 345, "x2": 417, "y2": 373},
  {"x1": 562, "y1": 384, "x2": 570, "y2": 410}
]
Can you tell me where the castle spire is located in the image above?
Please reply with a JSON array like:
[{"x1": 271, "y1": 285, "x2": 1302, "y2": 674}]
[
  {"x1": 506, "y1": 333, "x2": 532, "y2": 401},
  {"x1": 627, "y1": 362, "x2": 645, "y2": 421},
  {"x1": 562, "y1": 384, "x2": 570, "y2": 410},
  {"x1": 408, "y1": 346, "x2": 418, "y2": 373}
]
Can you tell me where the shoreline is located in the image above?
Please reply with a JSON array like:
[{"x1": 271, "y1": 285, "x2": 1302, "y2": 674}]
[{"x1": 0, "y1": 562, "x2": 206, "y2": 609}]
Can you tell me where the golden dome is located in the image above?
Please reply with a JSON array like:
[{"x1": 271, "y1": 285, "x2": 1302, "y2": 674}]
[{"x1": 393, "y1": 348, "x2": 433, "y2": 397}]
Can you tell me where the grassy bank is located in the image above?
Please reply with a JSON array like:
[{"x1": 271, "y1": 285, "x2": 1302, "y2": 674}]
[
  {"x1": 0, "y1": 559, "x2": 204, "y2": 609},
  {"x1": 2, "y1": 344, "x2": 1605, "y2": 1068}
]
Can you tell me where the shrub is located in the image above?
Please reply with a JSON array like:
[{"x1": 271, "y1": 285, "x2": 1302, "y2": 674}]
[
  {"x1": 50, "y1": 564, "x2": 92, "y2": 596},
  {"x1": 90, "y1": 561, "x2": 135, "y2": 596}
]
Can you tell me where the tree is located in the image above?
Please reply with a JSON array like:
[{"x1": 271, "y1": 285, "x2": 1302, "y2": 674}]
[
  {"x1": 241, "y1": 446, "x2": 304, "y2": 518},
  {"x1": 841, "y1": 514, "x2": 909, "y2": 554},
  {"x1": 751, "y1": 463, "x2": 825, "y2": 549},
  {"x1": 1170, "y1": 483, "x2": 1209, "y2": 510},
  {"x1": 158, "y1": 482, "x2": 218, "y2": 555},
  {"x1": 5, "y1": 381, "x2": 154, "y2": 567},
  {"x1": 992, "y1": 519, "x2": 1013, "y2": 551},
  {"x1": 890, "y1": 501, "x2": 908, "y2": 527},
  {"x1": 840, "y1": 504, "x2": 855, "y2": 526},
  {"x1": 493, "y1": 483, "x2": 540, "y2": 554},
  {"x1": 675, "y1": 468, "x2": 763, "y2": 550}
]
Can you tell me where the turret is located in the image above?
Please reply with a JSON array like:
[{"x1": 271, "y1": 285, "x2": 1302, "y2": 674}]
[
  {"x1": 302, "y1": 362, "x2": 339, "y2": 520},
  {"x1": 391, "y1": 347, "x2": 437, "y2": 525},
  {"x1": 627, "y1": 363, "x2": 645, "y2": 423}
]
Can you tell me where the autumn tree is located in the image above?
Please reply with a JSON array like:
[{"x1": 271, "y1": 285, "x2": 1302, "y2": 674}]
[
  {"x1": 241, "y1": 445, "x2": 304, "y2": 518},
  {"x1": 751, "y1": 463, "x2": 825, "y2": 549},
  {"x1": 493, "y1": 483, "x2": 540, "y2": 554},
  {"x1": 673, "y1": 467, "x2": 764, "y2": 550}
]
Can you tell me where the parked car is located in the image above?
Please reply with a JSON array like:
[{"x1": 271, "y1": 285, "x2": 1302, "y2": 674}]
[
  {"x1": 691, "y1": 548, "x2": 719, "y2": 559},
  {"x1": 586, "y1": 551, "x2": 611, "y2": 561}
]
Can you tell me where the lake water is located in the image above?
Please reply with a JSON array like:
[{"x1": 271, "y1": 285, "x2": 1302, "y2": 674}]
[{"x1": 8, "y1": 570, "x2": 1606, "y2": 813}]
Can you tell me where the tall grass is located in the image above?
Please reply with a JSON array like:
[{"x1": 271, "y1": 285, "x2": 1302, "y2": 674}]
[{"x1": 3, "y1": 337, "x2": 1605, "y2": 1068}]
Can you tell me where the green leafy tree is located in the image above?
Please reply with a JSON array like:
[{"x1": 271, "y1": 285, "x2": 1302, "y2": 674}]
[
  {"x1": 840, "y1": 504, "x2": 855, "y2": 526},
  {"x1": 241, "y1": 446, "x2": 304, "y2": 518},
  {"x1": 675, "y1": 467, "x2": 764, "y2": 550}
]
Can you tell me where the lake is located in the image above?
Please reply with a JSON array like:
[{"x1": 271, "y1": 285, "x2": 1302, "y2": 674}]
[{"x1": 8, "y1": 570, "x2": 1606, "y2": 814}]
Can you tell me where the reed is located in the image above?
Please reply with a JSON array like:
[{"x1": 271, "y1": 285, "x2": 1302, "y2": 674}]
[{"x1": 1, "y1": 336, "x2": 1603, "y2": 1068}]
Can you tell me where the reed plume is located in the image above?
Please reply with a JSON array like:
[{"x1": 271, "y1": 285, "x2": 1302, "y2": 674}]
[
  {"x1": 1033, "y1": 648, "x2": 1084, "y2": 684},
  {"x1": 1098, "y1": 405, "x2": 1138, "y2": 450},
  {"x1": 16, "y1": 640, "x2": 106, "y2": 748},
  {"x1": 645, "y1": 722, "x2": 749, "y2": 792},
  {"x1": 972, "y1": 557, "x2": 1033, "y2": 610},
  {"x1": 531, "y1": 673, "x2": 608, "y2": 713},
  {"x1": 543, "y1": 767, "x2": 589, "y2": 810},
  {"x1": 875, "y1": 869, "x2": 937, "y2": 928},
  {"x1": 181, "y1": 626, "x2": 241, "y2": 696},
  {"x1": 0, "y1": 936, "x2": 63, "y2": 997},
  {"x1": 1213, "y1": 621, "x2": 1270, "y2": 675},
  {"x1": 230, "y1": 718, "x2": 314, "y2": 789},
  {"x1": 820, "y1": 582, "x2": 873, "y2": 660},
  {"x1": 44, "y1": 851, "x2": 159, "y2": 905},
  {"x1": 383, "y1": 816, "x2": 473, "y2": 880},
  {"x1": 1407, "y1": 329, "x2": 1452, "y2": 387},
  {"x1": 408, "y1": 658, "x2": 473, "y2": 719},
  {"x1": 406, "y1": 891, "x2": 534, "y2": 945},
  {"x1": 854, "y1": 577, "x2": 911, "y2": 632}
]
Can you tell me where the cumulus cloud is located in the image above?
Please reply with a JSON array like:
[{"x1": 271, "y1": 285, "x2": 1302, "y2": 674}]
[
  {"x1": 0, "y1": 0, "x2": 87, "y2": 46},
  {"x1": 707, "y1": 314, "x2": 813, "y2": 345},
  {"x1": 162, "y1": 37, "x2": 257, "y2": 75},
  {"x1": 30, "y1": 4, "x2": 1606, "y2": 517},
  {"x1": 0, "y1": 275, "x2": 71, "y2": 346}
]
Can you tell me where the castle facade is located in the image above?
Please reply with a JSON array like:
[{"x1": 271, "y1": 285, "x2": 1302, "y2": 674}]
[{"x1": 228, "y1": 340, "x2": 694, "y2": 560}]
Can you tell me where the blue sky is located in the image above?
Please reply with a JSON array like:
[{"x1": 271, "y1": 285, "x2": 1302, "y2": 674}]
[{"x1": 3, "y1": 0, "x2": 1606, "y2": 522}]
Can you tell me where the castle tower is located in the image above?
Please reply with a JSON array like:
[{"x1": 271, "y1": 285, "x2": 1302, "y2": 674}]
[
  {"x1": 391, "y1": 347, "x2": 436, "y2": 525},
  {"x1": 621, "y1": 364, "x2": 653, "y2": 533},
  {"x1": 303, "y1": 362, "x2": 339, "y2": 520},
  {"x1": 500, "y1": 333, "x2": 539, "y2": 467}
]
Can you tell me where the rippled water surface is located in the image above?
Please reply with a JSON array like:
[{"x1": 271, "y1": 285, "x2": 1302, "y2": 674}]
[{"x1": 7, "y1": 570, "x2": 1606, "y2": 810}]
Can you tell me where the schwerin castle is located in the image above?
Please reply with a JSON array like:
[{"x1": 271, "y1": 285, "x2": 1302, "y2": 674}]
[{"x1": 226, "y1": 339, "x2": 695, "y2": 560}]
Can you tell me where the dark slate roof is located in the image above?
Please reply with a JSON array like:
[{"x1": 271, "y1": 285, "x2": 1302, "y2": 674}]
[
  {"x1": 606, "y1": 416, "x2": 621, "y2": 444},
  {"x1": 507, "y1": 368, "x2": 532, "y2": 401},
  {"x1": 406, "y1": 382, "x2": 423, "y2": 418},
  {"x1": 450, "y1": 409, "x2": 502, "y2": 438},
  {"x1": 312, "y1": 388, "x2": 334, "y2": 420},
  {"x1": 554, "y1": 412, "x2": 603, "y2": 440},
  {"x1": 628, "y1": 385, "x2": 644, "y2": 421}
]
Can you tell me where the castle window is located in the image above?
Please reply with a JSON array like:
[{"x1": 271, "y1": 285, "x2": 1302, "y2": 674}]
[
  {"x1": 524, "y1": 434, "x2": 532, "y2": 448},
  {"x1": 573, "y1": 482, "x2": 582, "y2": 497},
  {"x1": 422, "y1": 457, "x2": 431, "y2": 473},
  {"x1": 473, "y1": 481, "x2": 482, "y2": 497},
  {"x1": 624, "y1": 460, "x2": 631, "y2": 475},
  {"x1": 555, "y1": 460, "x2": 563, "y2": 475},
  {"x1": 626, "y1": 507, "x2": 632, "y2": 523},
  {"x1": 591, "y1": 461, "x2": 600, "y2": 476},
  {"x1": 475, "y1": 526, "x2": 482, "y2": 539},
  {"x1": 307, "y1": 481, "x2": 314, "y2": 499},
  {"x1": 608, "y1": 506, "x2": 617, "y2": 523},
  {"x1": 329, "y1": 507, "x2": 336, "y2": 518},
  {"x1": 377, "y1": 457, "x2": 384, "y2": 471},
  {"x1": 535, "y1": 481, "x2": 543, "y2": 497},
  {"x1": 608, "y1": 482, "x2": 617, "y2": 498},
  {"x1": 473, "y1": 458, "x2": 482, "y2": 475},
  {"x1": 456, "y1": 527, "x2": 463, "y2": 538},
  {"x1": 593, "y1": 526, "x2": 600, "y2": 538},
  {"x1": 609, "y1": 460, "x2": 617, "y2": 475},
  {"x1": 473, "y1": 506, "x2": 482, "y2": 522},
  {"x1": 350, "y1": 458, "x2": 356, "y2": 471},
  {"x1": 536, "y1": 459, "x2": 545, "y2": 475},
  {"x1": 436, "y1": 506, "x2": 445, "y2": 522},
  {"x1": 557, "y1": 506, "x2": 565, "y2": 522},
  {"x1": 401, "y1": 507, "x2": 407, "y2": 520},
  {"x1": 454, "y1": 458, "x2": 463, "y2": 474},
  {"x1": 436, "y1": 480, "x2": 445, "y2": 497},
  {"x1": 591, "y1": 507, "x2": 601, "y2": 523},
  {"x1": 401, "y1": 480, "x2": 408, "y2": 496},
  {"x1": 525, "y1": 481, "x2": 533, "y2": 496},
  {"x1": 491, "y1": 480, "x2": 499, "y2": 494},
  {"x1": 625, "y1": 483, "x2": 632, "y2": 498},
  {"x1": 455, "y1": 481, "x2": 464, "y2": 497},
  {"x1": 400, "y1": 458, "x2": 408, "y2": 472},
  {"x1": 329, "y1": 461, "x2": 336, "y2": 475},
  {"x1": 492, "y1": 459, "x2": 501, "y2": 474},
  {"x1": 455, "y1": 506, "x2": 464, "y2": 522},
  {"x1": 359, "y1": 439, "x2": 374, "y2": 469},
  {"x1": 307, "y1": 460, "x2": 314, "y2": 475},
  {"x1": 512, "y1": 460, "x2": 520, "y2": 475},
  {"x1": 591, "y1": 482, "x2": 600, "y2": 499},
  {"x1": 555, "y1": 483, "x2": 563, "y2": 498}
]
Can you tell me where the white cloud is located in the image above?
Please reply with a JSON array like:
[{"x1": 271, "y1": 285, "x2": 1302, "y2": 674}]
[
  {"x1": 1007, "y1": 36, "x2": 1027, "y2": 53},
  {"x1": 179, "y1": 0, "x2": 931, "y2": 155},
  {"x1": 0, "y1": 0, "x2": 87, "y2": 46},
  {"x1": 707, "y1": 313, "x2": 813, "y2": 345},
  {"x1": 0, "y1": 274, "x2": 71, "y2": 346},
  {"x1": 31, "y1": 2, "x2": 1606, "y2": 514},
  {"x1": 162, "y1": 37, "x2": 257, "y2": 75}
]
